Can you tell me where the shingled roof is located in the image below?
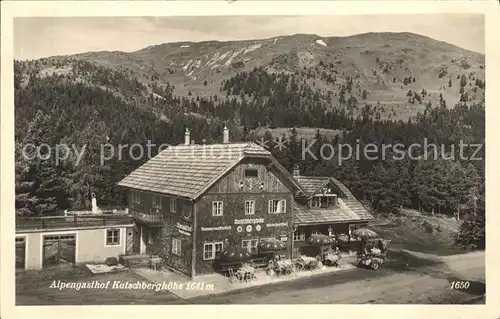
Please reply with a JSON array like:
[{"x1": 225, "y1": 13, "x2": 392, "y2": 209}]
[
  {"x1": 328, "y1": 177, "x2": 374, "y2": 220},
  {"x1": 292, "y1": 175, "x2": 374, "y2": 225},
  {"x1": 294, "y1": 176, "x2": 330, "y2": 196},
  {"x1": 117, "y1": 142, "x2": 306, "y2": 200},
  {"x1": 293, "y1": 198, "x2": 367, "y2": 225}
]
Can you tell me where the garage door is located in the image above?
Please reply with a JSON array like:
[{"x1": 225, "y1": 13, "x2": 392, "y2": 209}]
[
  {"x1": 15, "y1": 237, "x2": 26, "y2": 269},
  {"x1": 43, "y1": 234, "x2": 76, "y2": 267}
]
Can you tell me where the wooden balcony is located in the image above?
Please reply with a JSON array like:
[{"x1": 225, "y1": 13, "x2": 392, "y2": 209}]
[
  {"x1": 130, "y1": 210, "x2": 164, "y2": 227},
  {"x1": 16, "y1": 214, "x2": 135, "y2": 232}
]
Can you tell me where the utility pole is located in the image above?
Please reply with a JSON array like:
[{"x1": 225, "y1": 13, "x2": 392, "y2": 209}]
[
  {"x1": 290, "y1": 226, "x2": 296, "y2": 263},
  {"x1": 473, "y1": 195, "x2": 478, "y2": 218}
]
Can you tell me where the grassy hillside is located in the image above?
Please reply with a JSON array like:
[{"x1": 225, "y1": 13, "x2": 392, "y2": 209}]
[{"x1": 54, "y1": 32, "x2": 484, "y2": 121}]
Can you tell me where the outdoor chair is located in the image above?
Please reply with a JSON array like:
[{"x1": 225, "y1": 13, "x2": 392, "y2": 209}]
[
  {"x1": 293, "y1": 259, "x2": 306, "y2": 271},
  {"x1": 227, "y1": 268, "x2": 237, "y2": 283},
  {"x1": 149, "y1": 257, "x2": 163, "y2": 271}
]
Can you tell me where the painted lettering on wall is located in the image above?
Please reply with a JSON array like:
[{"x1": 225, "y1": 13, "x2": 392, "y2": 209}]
[
  {"x1": 234, "y1": 218, "x2": 264, "y2": 225},
  {"x1": 201, "y1": 226, "x2": 232, "y2": 232},
  {"x1": 177, "y1": 222, "x2": 192, "y2": 236},
  {"x1": 266, "y1": 222, "x2": 288, "y2": 228}
]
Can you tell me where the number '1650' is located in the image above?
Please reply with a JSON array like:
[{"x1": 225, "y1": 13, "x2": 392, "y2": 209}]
[{"x1": 450, "y1": 281, "x2": 470, "y2": 289}]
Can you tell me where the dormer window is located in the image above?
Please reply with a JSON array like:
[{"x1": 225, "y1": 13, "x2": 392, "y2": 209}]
[
  {"x1": 310, "y1": 194, "x2": 338, "y2": 208},
  {"x1": 244, "y1": 168, "x2": 258, "y2": 178}
]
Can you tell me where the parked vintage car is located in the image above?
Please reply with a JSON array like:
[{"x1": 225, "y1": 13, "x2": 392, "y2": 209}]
[{"x1": 357, "y1": 248, "x2": 387, "y2": 270}]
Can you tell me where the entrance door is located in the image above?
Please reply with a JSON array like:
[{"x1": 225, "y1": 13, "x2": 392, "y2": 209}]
[
  {"x1": 15, "y1": 237, "x2": 26, "y2": 269},
  {"x1": 131, "y1": 226, "x2": 141, "y2": 254},
  {"x1": 43, "y1": 234, "x2": 76, "y2": 267},
  {"x1": 145, "y1": 227, "x2": 159, "y2": 255}
]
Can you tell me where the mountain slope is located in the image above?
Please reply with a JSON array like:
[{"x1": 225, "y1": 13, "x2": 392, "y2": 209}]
[{"x1": 17, "y1": 32, "x2": 485, "y2": 125}]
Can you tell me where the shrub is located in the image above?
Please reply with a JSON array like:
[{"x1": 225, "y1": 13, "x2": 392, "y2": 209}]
[{"x1": 105, "y1": 257, "x2": 119, "y2": 266}]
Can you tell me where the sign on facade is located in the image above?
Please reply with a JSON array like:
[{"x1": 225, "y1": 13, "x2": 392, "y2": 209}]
[
  {"x1": 200, "y1": 226, "x2": 232, "y2": 232},
  {"x1": 266, "y1": 222, "x2": 288, "y2": 228},
  {"x1": 234, "y1": 218, "x2": 264, "y2": 225},
  {"x1": 177, "y1": 222, "x2": 192, "y2": 236}
]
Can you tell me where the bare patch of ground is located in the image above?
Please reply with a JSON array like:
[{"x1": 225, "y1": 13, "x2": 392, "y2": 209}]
[
  {"x1": 370, "y1": 208, "x2": 464, "y2": 256},
  {"x1": 250, "y1": 126, "x2": 346, "y2": 140}
]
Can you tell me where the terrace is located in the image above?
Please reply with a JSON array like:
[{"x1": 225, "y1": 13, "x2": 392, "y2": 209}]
[{"x1": 16, "y1": 213, "x2": 135, "y2": 232}]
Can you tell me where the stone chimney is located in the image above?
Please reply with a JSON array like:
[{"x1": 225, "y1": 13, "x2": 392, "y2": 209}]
[
  {"x1": 184, "y1": 128, "x2": 190, "y2": 145},
  {"x1": 223, "y1": 125, "x2": 229, "y2": 144},
  {"x1": 292, "y1": 164, "x2": 300, "y2": 178},
  {"x1": 91, "y1": 192, "x2": 98, "y2": 214}
]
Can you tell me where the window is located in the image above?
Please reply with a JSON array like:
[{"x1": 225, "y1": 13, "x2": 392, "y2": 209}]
[
  {"x1": 311, "y1": 196, "x2": 321, "y2": 208},
  {"x1": 268, "y1": 199, "x2": 286, "y2": 213},
  {"x1": 242, "y1": 239, "x2": 259, "y2": 254},
  {"x1": 331, "y1": 195, "x2": 338, "y2": 206},
  {"x1": 106, "y1": 229, "x2": 120, "y2": 246},
  {"x1": 245, "y1": 200, "x2": 255, "y2": 215},
  {"x1": 311, "y1": 230, "x2": 322, "y2": 236},
  {"x1": 320, "y1": 197, "x2": 330, "y2": 208},
  {"x1": 152, "y1": 194, "x2": 162, "y2": 209},
  {"x1": 244, "y1": 168, "x2": 258, "y2": 178},
  {"x1": 203, "y1": 242, "x2": 224, "y2": 260},
  {"x1": 293, "y1": 230, "x2": 306, "y2": 242},
  {"x1": 311, "y1": 195, "x2": 337, "y2": 208},
  {"x1": 170, "y1": 198, "x2": 177, "y2": 213},
  {"x1": 132, "y1": 191, "x2": 141, "y2": 204},
  {"x1": 44, "y1": 235, "x2": 75, "y2": 241},
  {"x1": 172, "y1": 238, "x2": 181, "y2": 255},
  {"x1": 212, "y1": 201, "x2": 223, "y2": 216}
]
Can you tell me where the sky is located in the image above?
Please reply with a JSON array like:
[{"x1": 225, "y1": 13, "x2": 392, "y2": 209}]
[{"x1": 14, "y1": 14, "x2": 485, "y2": 60}]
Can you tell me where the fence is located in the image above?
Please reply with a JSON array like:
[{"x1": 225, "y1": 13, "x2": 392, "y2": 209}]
[{"x1": 16, "y1": 214, "x2": 134, "y2": 231}]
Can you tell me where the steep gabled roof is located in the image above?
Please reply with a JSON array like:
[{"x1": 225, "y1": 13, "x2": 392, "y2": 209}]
[
  {"x1": 328, "y1": 177, "x2": 374, "y2": 220},
  {"x1": 117, "y1": 142, "x2": 307, "y2": 200},
  {"x1": 293, "y1": 200, "x2": 362, "y2": 225},
  {"x1": 294, "y1": 176, "x2": 330, "y2": 196}
]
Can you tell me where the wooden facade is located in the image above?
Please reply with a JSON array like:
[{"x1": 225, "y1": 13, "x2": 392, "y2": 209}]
[
  {"x1": 126, "y1": 157, "x2": 296, "y2": 277},
  {"x1": 194, "y1": 158, "x2": 294, "y2": 275},
  {"x1": 127, "y1": 189, "x2": 195, "y2": 276}
]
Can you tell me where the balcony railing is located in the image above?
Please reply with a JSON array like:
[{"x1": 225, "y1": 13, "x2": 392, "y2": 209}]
[
  {"x1": 16, "y1": 214, "x2": 135, "y2": 231},
  {"x1": 130, "y1": 210, "x2": 164, "y2": 226}
]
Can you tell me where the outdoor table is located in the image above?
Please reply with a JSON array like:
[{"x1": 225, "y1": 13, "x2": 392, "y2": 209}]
[
  {"x1": 324, "y1": 253, "x2": 341, "y2": 267},
  {"x1": 149, "y1": 257, "x2": 163, "y2": 271},
  {"x1": 324, "y1": 252, "x2": 341, "y2": 260},
  {"x1": 297, "y1": 256, "x2": 321, "y2": 270},
  {"x1": 299, "y1": 256, "x2": 317, "y2": 263},
  {"x1": 237, "y1": 265, "x2": 256, "y2": 282},
  {"x1": 293, "y1": 256, "x2": 314, "y2": 271},
  {"x1": 276, "y1": 260, "x2": 292, "y2": 267},
  {"x1": 275, "y1": 260, "x2": 293, "y2": 275}
]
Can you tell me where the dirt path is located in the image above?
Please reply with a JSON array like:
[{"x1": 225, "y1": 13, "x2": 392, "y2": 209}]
[{"x1": 193, "y1": 251, "x2": 485, "y2": 304}]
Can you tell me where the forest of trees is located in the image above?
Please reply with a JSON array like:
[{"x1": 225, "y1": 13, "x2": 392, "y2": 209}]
[{"x1": 14, "y1": 59, "x2": 485, "y2": 249}]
